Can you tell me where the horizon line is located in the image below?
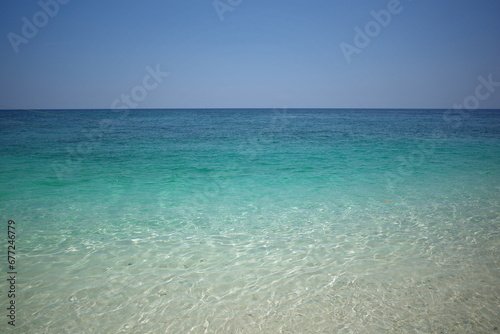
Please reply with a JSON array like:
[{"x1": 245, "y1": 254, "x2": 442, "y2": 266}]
[{"x1": 1, "y1": 107, "x2": 500, "y2": 111}]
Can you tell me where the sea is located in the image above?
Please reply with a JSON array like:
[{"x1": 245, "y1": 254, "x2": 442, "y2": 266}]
[{"x1": 0, "y1": 108, "x2": 499, "y2": 333}]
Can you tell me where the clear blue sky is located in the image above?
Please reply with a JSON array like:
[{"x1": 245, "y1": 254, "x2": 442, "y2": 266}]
[{"x1": 1, "y1": 0, "x2": 499, "y2": 109}]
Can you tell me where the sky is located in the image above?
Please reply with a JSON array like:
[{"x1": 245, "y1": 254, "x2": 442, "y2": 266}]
[{"x1": 0, "y1": 0, "x2": 499, "y2": 109}]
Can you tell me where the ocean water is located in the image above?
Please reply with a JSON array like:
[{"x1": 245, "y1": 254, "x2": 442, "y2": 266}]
[{"x1": 0, "y1": 108, "x2": 499, "y2": 333}]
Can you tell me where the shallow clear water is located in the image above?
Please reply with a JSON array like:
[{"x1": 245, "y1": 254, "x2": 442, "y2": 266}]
[{"x1": 1, "y1": 109, "x2": 499, "y2": 333}]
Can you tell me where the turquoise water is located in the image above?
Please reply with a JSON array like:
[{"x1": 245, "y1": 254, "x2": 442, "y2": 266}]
[{"x1": 1, "y1": 109, "x2": 499, "y2": 333}]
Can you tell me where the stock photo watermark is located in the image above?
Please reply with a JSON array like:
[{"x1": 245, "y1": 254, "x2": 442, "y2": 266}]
[
  {"x1": 51, "y1": 65, "x2": 168, "y2": 180},
  {"x1": 6, "y1": 220, "x2": 17, "y2": 327},
  {"x1": 339, "y1": 0, "x2": 406, "y2": 64},
  {"x1": 7, "y1": 0, "x2": 70, "y2": 54},
  {"x1": 443, "y1": 74, "x2": 500, "y2": 128},
  {"x1": 385, "y1": 72, "x2": 500, "y2": 191},
  {"x1": 213, "y1": 0, "x2": 243, "y2": 21},
  {"x1": 111, "y1": 65, "x2": 169, "y2": 110}
]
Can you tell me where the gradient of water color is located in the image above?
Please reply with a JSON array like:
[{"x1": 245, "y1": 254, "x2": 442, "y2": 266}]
[{"x1": 0, "y1": 109, "x2": 499, "y2": 333}]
